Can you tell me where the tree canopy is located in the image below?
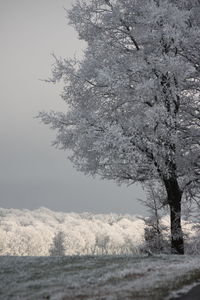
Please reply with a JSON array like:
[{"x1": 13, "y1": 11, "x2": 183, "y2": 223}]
[{"x1": 39, "y1": 0, "x2": 200, "y2": 254}]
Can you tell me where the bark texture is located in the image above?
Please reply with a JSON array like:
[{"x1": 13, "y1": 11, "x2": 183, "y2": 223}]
[{"x1": 164, "y1": 178, "x2": 184, "y2": 254}]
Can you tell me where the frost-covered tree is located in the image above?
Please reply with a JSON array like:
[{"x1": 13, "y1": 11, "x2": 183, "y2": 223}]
[
  {"x1": 139, "y1": 182, "x2": 168, "y2": 253},
  {"x1": 39, "y1": 0, "x2": 200, "y2": 254},
  {"x1": 94, "y1": 233, "x2": 110, "y2": 255},
  {"x1": 49, "y1": 231, "x2": 66, "y2": 256}
]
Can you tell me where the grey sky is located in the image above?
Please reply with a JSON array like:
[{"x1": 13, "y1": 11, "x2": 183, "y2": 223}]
[{"x1": 0, "y1": 0, "x2": 146, "y2": 214}]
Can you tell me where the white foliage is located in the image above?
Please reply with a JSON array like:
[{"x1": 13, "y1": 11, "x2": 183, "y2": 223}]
[
  {"x1": 0, "y1": 207, "x2": 145, "y2": 256},
  {"x1": 39, "y1": 0, "x2": 200, "y2": 187},
  {"x1": 0, "y1": 207, "x2": 199, "y2": 256},
  {"x1": 38, "y1": 1, "x2": 200, "y2": 254}
]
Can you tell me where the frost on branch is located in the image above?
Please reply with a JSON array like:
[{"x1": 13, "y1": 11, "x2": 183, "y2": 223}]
[{"x1": 39, "y1": 0, "x2": 200, "y2": 254}]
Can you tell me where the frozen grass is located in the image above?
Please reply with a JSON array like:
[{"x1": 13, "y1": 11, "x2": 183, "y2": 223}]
[{"x1": 1, "y1": 255, "x2": 200, "y2": 299}]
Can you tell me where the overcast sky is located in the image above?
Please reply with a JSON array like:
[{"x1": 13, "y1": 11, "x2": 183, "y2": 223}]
[{"x1": 0, "y1": 0, "x2": 146, "y2": 214}]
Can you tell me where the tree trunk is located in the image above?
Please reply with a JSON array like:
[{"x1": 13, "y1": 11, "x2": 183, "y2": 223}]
[{"x1": 164, "y1": 178, "x2": 184, "y2": 254}]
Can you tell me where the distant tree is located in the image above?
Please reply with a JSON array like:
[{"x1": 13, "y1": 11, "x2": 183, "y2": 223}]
[
  {"x1": 39, "y1": 0, "x2": 200, "y2": 254},
  {"x1": 49, "y1": 231, "x2": 66, "y2": 256},
  {"x1": 94, "y1": 233, "x2": 110, "y2": 255},
  {"x1": 139, "y1": 182, "x2": 167, "y2": 253},
  {"x1": 0, "y1": 229, "x2": 6, "y2": 255}
]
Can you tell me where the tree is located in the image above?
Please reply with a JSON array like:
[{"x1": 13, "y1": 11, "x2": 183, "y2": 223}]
[
  {"x1": 39, "y1": 0, "x2": 200, "y2": 254},
  {"x1": 49, "y1": 231, "x2": 66, "y2": 256},
  {"x1": 139, "y1": 182, "x2": 167, "y2": 253}
]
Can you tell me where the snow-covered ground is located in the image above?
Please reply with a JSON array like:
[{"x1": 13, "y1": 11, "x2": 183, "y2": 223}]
[{"x1": 1, "y1": 255, "x2": 200, "y2": 299}]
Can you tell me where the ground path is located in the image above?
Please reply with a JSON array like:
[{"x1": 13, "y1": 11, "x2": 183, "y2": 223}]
[{"x1": 170, "y1": 284, "x2": 200, "y2": 300}]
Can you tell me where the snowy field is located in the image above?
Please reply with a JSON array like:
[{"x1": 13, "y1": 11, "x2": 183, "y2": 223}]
[{"x1": 1, "y1": 255, "x2": 200, "y2": 300}]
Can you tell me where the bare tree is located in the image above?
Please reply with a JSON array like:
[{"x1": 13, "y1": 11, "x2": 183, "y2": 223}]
[
  {"x1": 139, "y1": 182, "x2": 168, "y2": 253},
  {"x1": 49, "y1": 231, "x2": 66, "y2": 256}
]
